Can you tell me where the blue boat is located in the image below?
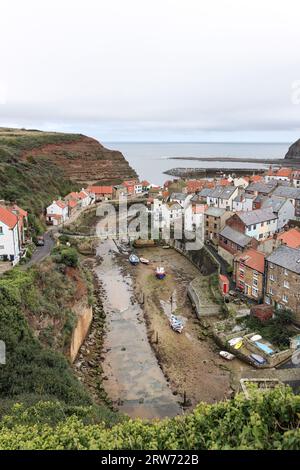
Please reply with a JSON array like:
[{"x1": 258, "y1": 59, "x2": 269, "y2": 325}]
[
  {"x1": 129, "y1": 254, "x2": 140, "y2": 265},
  {"x1": 255, "y1": 341, "x2": 274, "y2": 355},
  {"x1": 155, "y1": 266, "x2": 166, "y2": 279}
]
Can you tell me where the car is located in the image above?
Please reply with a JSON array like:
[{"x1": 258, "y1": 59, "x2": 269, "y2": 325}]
[{"x1": 36, "y1": 236, "x2": 45, "y2": 246}]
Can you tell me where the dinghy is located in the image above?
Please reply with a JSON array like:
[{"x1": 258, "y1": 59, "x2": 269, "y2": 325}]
[
  {"x1": 219, "y1": 351, "x2": 235, "y2": 361},
  {"x1": 155, "y1": 266, "x2": 166, "y2": 279},
  {"x1": 250, "y1": 353, "x2": 266, "y2": 365},
  {"x1": 140, "y1": 257, "x2": 150, "y2": 265},
  {"x1": 170, "y1": 314, "x2": 183, "y2": 333},
  {"x1": 129, "y1": 254, "x2": 140, "y2": 265}
]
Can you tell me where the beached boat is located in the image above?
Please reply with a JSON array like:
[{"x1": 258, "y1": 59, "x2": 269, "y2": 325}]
[
  {"x1": 228, "y1": 337, "x2": 243, "y2": 347},
  {"x1": 250, "y1": 334, "x2": 262, "y2": 342},
  {"x1": 140, "y1": 257, "x2": 150, "y2": 265},
  {"x1": 170, "y1": 314, "x2": 183, "y2": 333},
  {"x1": 250, "y1": 353, "x2": 266, "y2": 365},
  {"x1": 155, "y1": 266, "x2": 166, "y2": 279},
  {"x1": 129, "y1": 254, "x2": 140, "y2": 265},
  {"x1": 219, "y1": 351, "x2": 235, "y2": 361},
  {"x1": 233, "y1": 340, "x2": 243, "y2": 350}
]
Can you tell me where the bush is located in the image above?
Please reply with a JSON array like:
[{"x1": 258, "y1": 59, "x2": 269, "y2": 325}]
[{"x1": 60, "y1": 248, "x2": 79, "y2": 267}]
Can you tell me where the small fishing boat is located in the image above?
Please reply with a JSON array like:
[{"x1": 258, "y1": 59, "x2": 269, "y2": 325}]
[
  {"x1": 155, "y1": 266, "x2": 166, "y2": 279},
  {"x1": 250, "y1": 334, "x2": 262, "y2": 342},
  {"x1": 234, "y1": 340, "x2": 243, "y2": 350},
  {"x1": 250, "y1": 353, "x2": 266, "y2": 365},
  {"x1": 219, "y1": 351, "x2": 235, "y2": 361},
  {"x1": 129, "y1": 254, "x2": 140, "y2": 265},
  {"x1": 140, "y1": 257, "x2": 150, "y2": 265},
  {"x1": 228, "y1": 337, "x2": 243, "y2": 347},
  {"x1": 170, "y1": 314, "x2": 183, "y2": 333}
]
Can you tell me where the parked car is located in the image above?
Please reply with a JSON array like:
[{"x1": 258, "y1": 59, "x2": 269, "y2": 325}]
[{"x1": 36, "y1": 236, "x2": 45, "y2": 246}]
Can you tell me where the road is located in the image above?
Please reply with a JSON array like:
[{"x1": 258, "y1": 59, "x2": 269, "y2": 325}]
[{"x1": 26, "y1": 230, "x2": 56, "y2": 267}]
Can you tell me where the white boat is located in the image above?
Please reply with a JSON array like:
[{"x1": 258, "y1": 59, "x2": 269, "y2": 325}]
[
  {"x1": 250, "y1": 334, "x2": 262, "y2": 342},
  {"x1": 228, "y1": 337, "x2": 243, "y2": 347},
  {"x1": 250, "y1": 353, "x2": 266, "y2": 365},
  {"x1": 170, "y1": 314, "x2": 183, "y2": 333},
  {"x1": 155, "y1": 266, "x2": 166, "y2": 279},
  {"x1": 219, "y1": 351, "x2": 235, "y2": 361},
  {"x1": 140, "y1": 257, "x2": 150, "y2": 264},
  {"x1": 129, "y1": 254, "x2": 140, "y2": 265}
]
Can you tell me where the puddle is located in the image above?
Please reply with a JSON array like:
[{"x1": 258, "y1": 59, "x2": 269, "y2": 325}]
[{"x1": 94, "y1": 239, "x2": 181, "y2": 419}]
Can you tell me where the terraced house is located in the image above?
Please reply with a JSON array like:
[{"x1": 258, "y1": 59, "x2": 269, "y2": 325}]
[
  {"x1": 234, "y1": 248, "x2": 265, "y2": 301},
  {"x1": 265, "y1": 245, "x2": 300, "y2": 323},
  {"x1": 226, "y1": 208, "x2": 278, "y2": 241},
  {"x1": 0, "y1": 206, "x2": 21, "y2": 264}
]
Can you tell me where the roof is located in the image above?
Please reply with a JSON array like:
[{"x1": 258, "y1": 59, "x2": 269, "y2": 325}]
[
  {"x1": 0, "y1": 206, "x2": 18, "y2": 229},
  {"x1": 67, "y1": 192, "x2": 80, "y2": 200},
  {"x1": 246, "y1": 181, "x2": 277, "y2": 194},
  {"x1": 205, "y1": 207, "x2": 226, "y2": 217},
  {"x1": 141, "y1": 180, "x2": 150, "y2": 186},
  {"x1": 218, "y1": 179, "x2": 231, "y2": 186},
  {"x1": 11, "y1": 204, "x2": 28, "y2": 218},
  {"x1": 277, "y1": 168, "x2": 292, "y2": 178},
  {"x1": 55, "y1": 200, "x2": 67, "y2": 209},
  {"x1": 250, "y1": 175, "x2": 263, "y2": 183},
  {"x1": 78, "y1": 191, "x2": 88, "y2": 199},
  {"x1": 199, "y1": 187, "x2": 214, "y2": 197},
  {"x1": 261, "y1": 196, "x2": 287, "y2": 212},
  {"x1": 237, "y1": 208, "x2": 277, "y2": 226},
  {"x1": 266, "y1": 245, "x2": 300, "y2": 274},
  {"x1": 219, "y1": 225, "x2": 252, "y2": 247},
  {"x1": 210, "y1": 185, "x2": 237, "y2": 199},
  {"x1": 87, "y1": 186, "x2": 113, "y2": 194},
  {"x1": 236, "y1": 248, "x2": 265, "y2": 273},
  {"x1": 68, "y1": 200, "x2": 78, "y2": 208},
  {"x1": 186, "y1": 180, "x2": 204, "y2": 193},
  {"x1": 277, "y1": 228, "x2": 300, "y2": 249},
  {"x1": 167, "y1": 202, "x2": 183, "y2": 210},
  {"x1": 272, "y1": 186, "x2": 300, "y2": 199},
  {"x1": 170, "y1": 192, "x2": 186, "y2": 201}
]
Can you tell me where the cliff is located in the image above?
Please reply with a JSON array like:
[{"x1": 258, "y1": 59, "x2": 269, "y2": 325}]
[
  {"x1": 0, "y1": 128, "x2": 137, "y2": 184},
  {"x1": 285, "y1": 138, "x2": 300, "y2": 160}
]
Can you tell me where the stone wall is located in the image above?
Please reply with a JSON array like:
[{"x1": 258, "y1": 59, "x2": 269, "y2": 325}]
[{"x1": 70, "y1": 302, "x2": 93, "y2": 363}]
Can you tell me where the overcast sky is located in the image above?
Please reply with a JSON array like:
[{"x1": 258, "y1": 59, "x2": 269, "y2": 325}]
[{"x1": 0, "y1": 0, "x2": 300, "y2": 142}]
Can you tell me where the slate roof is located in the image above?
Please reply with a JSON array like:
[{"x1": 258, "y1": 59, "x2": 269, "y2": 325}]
[
  {"x1": 170, "y1": 192, "x2": 186, "y2": 201},
  {"x1": 272, "y1": 186, "x2": 300, "y2": 200},
  {"x1": 246, "y1": 181, "x2": 277, "y2": 194},
  {"x1": 204, "y1": 207, "x2": 226, "y2": 217},
  {"x1": 261, "y1": 196, "x2": 286, "y2": 213},
  {"x1": 237, "y1": 208, "x2": 277, "y2": 226},
  {"x1": 210, "y1": 185, "x2": 237, "y2": 199},
  {"x1": 266, "y1": 245, "x2": 300, "y2": 274},
  {"x1": 219, "y1": 225, "x2": 252, "y2": 247},
  {"x1": 198, "y1": 188, "x2": 214, "y2": 198}
]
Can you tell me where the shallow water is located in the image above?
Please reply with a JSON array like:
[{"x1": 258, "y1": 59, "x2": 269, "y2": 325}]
[{"x1": 94, "y1": 239, "x2": 181, "y2": 419}]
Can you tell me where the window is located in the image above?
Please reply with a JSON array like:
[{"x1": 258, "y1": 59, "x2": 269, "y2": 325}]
[
  {"x1": 269, "y1": 287, "x2": 274, "y2": 295},
  {"x1": 259, "y1": 234, "x2": 263, "y2": 239},
  {"x1": 253, "y1": 270, "x2": 258, "y2": 278},
  {"x1": 252, "y1": 287, "x2": 258, "y2": 297},
  {"x1": 270, "y1": 274, "x2": 275, "y2": 281},
  {"x1": 284, "y1": 269, "x2": 288, "y2": 276},
  {"x1": 253, "y1": 224, "x2": 256, "y2": 230},
  {"x1": 253, "y1": 279, "x2": 258, "y2": 287},
  {"x1": 0, "y1": 227, "x2": 3, "y2": 235},
  {"x1": 261, "y1": 222, "x2": 264, "y2": 227},
  {"x1": 282, "y1": 294, "x2": 288, "y2": 303},
  {"x1": 269, "y1": 263, "x2": 274, "y2": 269},
  {"x1": 0, "y1": 245, "x2": 4, "y2": 249},
  {"x1": 265, "y1": 296, "x2": 271, "y2": 305},
  {"x1": 284, "y1": 280, "x2": 289, "y2": 289}
]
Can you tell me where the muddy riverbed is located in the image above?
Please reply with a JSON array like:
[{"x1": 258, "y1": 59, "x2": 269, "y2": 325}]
[{"x1": 95, "y1": 239, "x2": 181, "y2": 419}]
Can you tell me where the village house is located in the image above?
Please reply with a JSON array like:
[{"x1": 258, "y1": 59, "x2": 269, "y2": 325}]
[
  {"x1": 134, "y1": 182, "x2": 143, "y2": 195},
  {"x1": 234, "y1": 248, "x2": 265, "y2": 301},
  {"x1": 291, "y1": 170, "x2": 300, "y2": 188},
  {"x1": 245, "y1": 180, "x2": 277, "y2": 198},
  {"x1": 87, "y1": 185, "x2": 113, "y2": 201},
  {"x1": 78, "y1": 189, "x2": 91, "y2": 207},
  {"x1": 169, "y1": 192, "x2": 187, "y2": 205},
  {"x1": 0, "y1": 206, "x2": 21, "y2": 264},
  {"x1": 141, "y1": 180, "x2": 150, "y2": 191},
  {"x1": 261, "y1": 196, "x2": 294, "y2": 230},
  {"x1": 226, "y1": 208, "x2": 278, "y2": 241},
  {"x1": 46, "y1": 200, "x2": 68, "y2": 226},
  {"x1": 207, "y1": 185, "x2": 239, "y2": 211},
  {"x1": 123, "y1": 180, "x2": 136, "y2": 196},
  {"x1": 204, "y1": 207, "x2": 232, "y2": 243},
  {"x1": 272, "y1": 186, "x2": 300, "y2": 218},
  {"x1": 231, "y1": 176, "x2": 249, "y2": 189},
  {"x1": 218, "y1": 225, "x2": 258, "y2": 264},
  {"x1": 264, "y1": 167, "x2": 292, "y2": 183},
  {"x1": 265, "y1": 245, "x2": 300, "y2": 323},
  {"x1": 232, "y1": 190, "x2": 254, "y2": 212},
  {"x1": 10, "y1": 204, "x2": 28, "y2": 245}
]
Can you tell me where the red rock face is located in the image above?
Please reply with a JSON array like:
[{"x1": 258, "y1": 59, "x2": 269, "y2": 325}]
[{"x1": 20, "y1": 135, "x2": 137, "y2": 185}]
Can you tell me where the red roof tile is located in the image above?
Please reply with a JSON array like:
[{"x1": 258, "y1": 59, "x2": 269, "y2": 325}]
[
  {"x1": 87, "y1": 186, "x2": 113, "y2": 194},
  {"x1": 236, "y1": 248, "x2": 265, "y2": 273},
  {"x1": 277, "y1": 228, "x2": 300, "y2": 249},
  {"x1": 0, "y1": 206, "x2": 18, "y2": 229}
]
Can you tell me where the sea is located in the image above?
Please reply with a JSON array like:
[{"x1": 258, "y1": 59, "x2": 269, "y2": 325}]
[{"x1": 102, "y1": 142, "x2": 290, "y2": 185}]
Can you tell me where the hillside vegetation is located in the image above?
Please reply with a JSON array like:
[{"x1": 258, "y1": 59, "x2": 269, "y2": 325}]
[{"x1": 0, "y1": 387, "x2": 299, "y2": 449}]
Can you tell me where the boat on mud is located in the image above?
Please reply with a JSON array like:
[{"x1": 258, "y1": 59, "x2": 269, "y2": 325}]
[
  {"x1": 155, "y1": 266, "x2": 166, "y2": 279},
  {"x1": 140, "y1": 257, "x2": 150, "y2": 265},
  {"x1": 169, "y1": 314, "x2": 183, "y2": 333},
  {"x1": 219, "y1": 351, "x2": 235, "y2": 361},
  {"x1": 129, "y1": 254, "x2": 140, "y2": 265}
]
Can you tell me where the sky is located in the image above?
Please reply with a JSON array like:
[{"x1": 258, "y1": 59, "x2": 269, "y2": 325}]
[{"x1": 0, "y1": 0, "x2": 300, "y2": 142}]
